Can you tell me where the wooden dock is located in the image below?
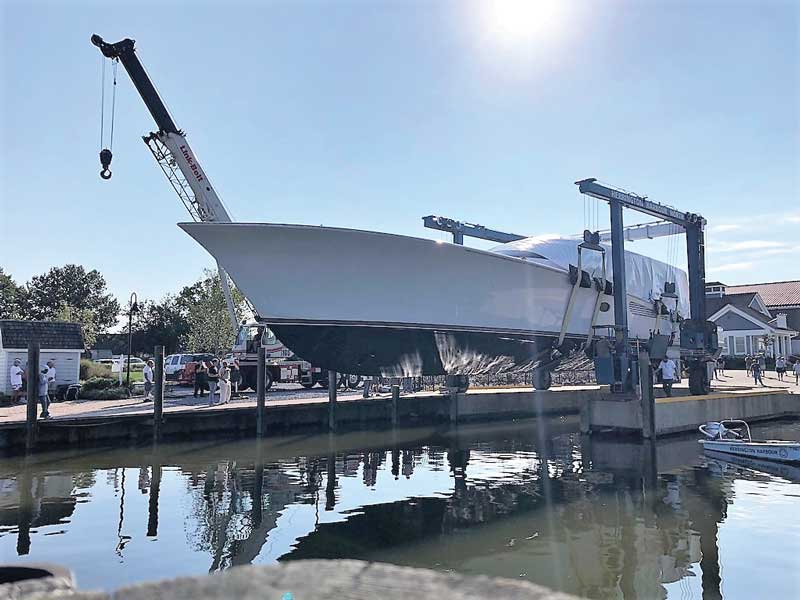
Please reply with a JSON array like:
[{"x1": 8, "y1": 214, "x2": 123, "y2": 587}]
[{"x1": 1, "y1": 370, "x2": 796, "y2": 452}]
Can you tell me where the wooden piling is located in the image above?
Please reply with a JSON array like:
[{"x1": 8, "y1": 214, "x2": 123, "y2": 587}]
[
  {"x1": 328, "y1": 370, "x2": 337, "y2": 432},
  {"x1": 256, "y1": 345, "x2": 266, "y2": 437},
  {"x1": 638, "y1": 351, "x2": 655, "y2": 439},
  {"x1": 153, "y1": 345, "x2": 164, "y2": 443},
  {"x1": 25, "y1": 342, "x2": 40, "y2": 452},
  {"x1": 390, "y1": 384, "x2": 400, "y2": 427}
]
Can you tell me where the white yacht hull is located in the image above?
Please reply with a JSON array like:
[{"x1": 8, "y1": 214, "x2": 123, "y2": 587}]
[{"x1": 179, "y1": 223, "x2": 663, "y2": 375}]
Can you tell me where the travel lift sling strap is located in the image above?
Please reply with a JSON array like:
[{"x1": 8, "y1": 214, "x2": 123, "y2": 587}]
[{"x1": 557, "y1": 231, "x2": 608, "y2": 349}]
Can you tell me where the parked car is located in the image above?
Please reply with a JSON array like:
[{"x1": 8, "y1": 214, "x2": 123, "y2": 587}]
[
  {"x1": 105, "y1": 356, "x2": 147, "y2": 372},
  {"x1": 164, "y1": 353, "x2": 202, "y2": 380},
  {"x1": 176, "y1": 353, "x2": 217, "y2": 385}
]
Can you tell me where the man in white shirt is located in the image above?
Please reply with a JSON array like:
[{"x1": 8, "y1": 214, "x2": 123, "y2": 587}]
[
  {"x1": 656, "y1": 358, "x2": 678, "y2": 397},
  {"x1": 46, "y1": 359, "x2": 57, "y2": 402},
  {"x1": 9, "y1": 358, "x2": 25, "y2": 404},
  {"x1": 142, "y1": 360, "x2": 155, "y2": 402}
]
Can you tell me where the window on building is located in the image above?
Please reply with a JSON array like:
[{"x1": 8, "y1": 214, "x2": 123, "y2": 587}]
[{"x1": 735, "y1": 337, "x2": 746, "y2": 354}]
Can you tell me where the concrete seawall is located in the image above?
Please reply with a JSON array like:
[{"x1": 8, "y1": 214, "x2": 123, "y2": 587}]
[{"x1": 582, "y1": 390, "x2": 798, "y2": 436}]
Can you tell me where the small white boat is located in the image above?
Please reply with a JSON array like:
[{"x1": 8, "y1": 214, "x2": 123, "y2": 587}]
[{"x1": 698, "y1": 420, "x2": 800, "y2": 464}]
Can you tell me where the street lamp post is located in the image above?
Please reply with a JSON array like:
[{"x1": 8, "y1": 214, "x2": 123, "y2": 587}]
[{"x1": 127, "y1": 292, "x2": 139, "y2": 389}]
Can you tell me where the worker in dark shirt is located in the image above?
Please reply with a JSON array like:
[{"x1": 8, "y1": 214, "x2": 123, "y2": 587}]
[
  {"x1": 207, "y1": 359, "x2": 220, "y2": 405},
  {"x1": 193, "y1": 360, "x2": 208, "y2": 397}
]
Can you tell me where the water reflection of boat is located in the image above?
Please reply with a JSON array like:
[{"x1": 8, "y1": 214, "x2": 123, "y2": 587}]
[
  {"x1": 283, "y1": 447, "x2": 715, "y2": 600},
  {"x1": 704, "y1": 450, "x2": 800, "y2": 482},
  {"x1": 699, "y1": 420, "x2": 800, "y2": 464}
]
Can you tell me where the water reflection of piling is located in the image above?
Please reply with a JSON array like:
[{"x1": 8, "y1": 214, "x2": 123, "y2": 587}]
[
  {"x1": 325, "y1": 453, "x2": 336, "y2": 511},
  {"x1": 16, "y1": 468, "x2": 33, "y2": 555},
  {"x1": 253, "y1": 444, "x2": 264, "y2": 529},
  {"x1": 147, "y1": 463, "x2": 162, "y2": 537}
]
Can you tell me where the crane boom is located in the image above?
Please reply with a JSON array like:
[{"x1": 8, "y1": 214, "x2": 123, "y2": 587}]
[{"x1": 91, "y1": 35, "x2": 239, "y2": 330}]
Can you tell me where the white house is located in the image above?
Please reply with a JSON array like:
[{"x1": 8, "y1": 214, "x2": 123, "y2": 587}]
[
  {"x1": 705, "y1": 283, "x2": 797, "y2": 358},
  {"x1": 0, "y1": 320, "x2": 85, "y2": 395}
]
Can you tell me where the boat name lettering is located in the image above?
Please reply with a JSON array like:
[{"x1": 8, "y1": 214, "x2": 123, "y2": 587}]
[
  {"x1": 727, "y1": 445, "x2": 779, "y2": 456},
  {"x1": 179, "y1": 145, "x2": 205, "y2": 183}
]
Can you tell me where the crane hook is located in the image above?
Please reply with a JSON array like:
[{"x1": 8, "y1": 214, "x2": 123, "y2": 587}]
[{"x1": 99, "y1": 148, "x2": 113, "y2": 180}]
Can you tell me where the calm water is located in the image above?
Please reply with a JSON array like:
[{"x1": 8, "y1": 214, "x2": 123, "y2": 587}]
[{"x1": 2, "y1": 417, "x2": 799, "y2": 599}]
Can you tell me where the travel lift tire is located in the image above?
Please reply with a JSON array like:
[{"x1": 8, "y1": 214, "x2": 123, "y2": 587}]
[
  {"x1": 346, "y1": 374, "x2": 363, "y2": 389},
  {"x1": 446, "y1": 375, "x2": 470, "y2": 393},
  {"x1": 532, "y1": 368, "x2": 552, "y2": 391},
  {"x1": 263, "y1": 369, "x2": 274, "y2": 391},
  {"x1": 688, "y1": 364, "x2": 710, "y2": 396}
]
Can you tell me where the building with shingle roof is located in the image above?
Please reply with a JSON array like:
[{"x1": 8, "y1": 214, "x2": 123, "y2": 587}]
[
  {"x1": 0, "y1": 320, "x2": 84, "y2": 395},
  {"x1": 705, "y1": 283, "x2": 798, "y2": 358}
]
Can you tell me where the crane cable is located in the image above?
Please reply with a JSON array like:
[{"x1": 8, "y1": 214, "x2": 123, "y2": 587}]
[{"x1": 98, "y1": 57, "x2": 118, "y2": 180}]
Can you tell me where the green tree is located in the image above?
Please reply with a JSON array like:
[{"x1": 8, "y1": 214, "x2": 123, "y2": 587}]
[
  {"x1": 128, "y1": 295, "x2": 190, "y2": 355},
  {"x1": 54, "y1": 304, "x2": 95, "y2": 349},
  {"x1": 0, "y1": 267, "x2": 27, "y2": 318},
  {"x1": 180, "y1": 270, "x2": 246, "y2": 354},
  {"x1": 26, "y1": 265, "x2": 119, "y2": 331}
]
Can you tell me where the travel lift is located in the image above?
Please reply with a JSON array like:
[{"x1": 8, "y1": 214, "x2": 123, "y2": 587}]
[{"x1": 424, "y1": 179, "x2": 719, "y2": 396}]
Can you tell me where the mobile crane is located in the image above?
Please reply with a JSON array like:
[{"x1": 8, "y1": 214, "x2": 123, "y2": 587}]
[{"x1": 91, "y1": 35, "x2": 330, "y2": 390}]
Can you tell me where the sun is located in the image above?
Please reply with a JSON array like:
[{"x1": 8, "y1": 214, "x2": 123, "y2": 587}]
[{"x1": 483, "y1": 0, "x2": 565, "y2": 45}]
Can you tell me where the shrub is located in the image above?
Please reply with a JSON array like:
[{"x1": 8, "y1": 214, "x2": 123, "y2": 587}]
[
  {"x1": 81, "y1": 376, "x2": 117, "y2": 392},
  {"x1": 80, "y1": 386, "x2": 130, "y2": 400},
  {"x1": 80, "y1": 359, "x2": 112, "y2": 381}
]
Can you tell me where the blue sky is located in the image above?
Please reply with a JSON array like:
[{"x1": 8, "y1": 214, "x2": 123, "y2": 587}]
[{"x1": 1, "y1": 0, "x2": 798, "y2": 304}]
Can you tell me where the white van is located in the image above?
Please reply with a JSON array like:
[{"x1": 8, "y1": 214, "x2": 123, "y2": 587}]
[{"x1": 164, "y1": 354, "x2": 198, "y2": 379}]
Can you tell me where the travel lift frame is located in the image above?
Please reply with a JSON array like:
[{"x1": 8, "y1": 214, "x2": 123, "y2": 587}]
[
  {"x1": 576, "y1": 179, "x2": 717, "y2": 396},
  {"x1": 91, "y1": 35, "x2": 239, "y2": 332},
  {"x1": 424, "y1": 179, "x2": 718, "y2": 396}
]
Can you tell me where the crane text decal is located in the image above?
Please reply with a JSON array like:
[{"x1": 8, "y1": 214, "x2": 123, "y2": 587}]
[{"x1": 179, "y1": 145, "x2": 205, "y2": 182}]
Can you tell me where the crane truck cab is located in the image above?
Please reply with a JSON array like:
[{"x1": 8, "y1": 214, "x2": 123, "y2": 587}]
[{"x1": 232, "y1": 322, "x2": 327, "y2": 390}]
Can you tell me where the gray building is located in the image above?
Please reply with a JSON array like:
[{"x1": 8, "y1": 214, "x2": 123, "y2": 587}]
[{"x1": 705, "y1": 282, "x2": 798, "y2": 357}]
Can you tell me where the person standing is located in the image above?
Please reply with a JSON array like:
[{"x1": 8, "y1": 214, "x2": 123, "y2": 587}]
[
  {"x1": 46, "y1": 359, "x2": 57, "y2": 403},
  {"x1": 207, "y1": 359, "x2": 220, "y2": 406},
  {"x1": 752, "y1": 359, "x2": 765, "y2": 386},
  {"x1": 193, "y1": 359, "x2": 208, "y2": 397},
  {"x1": 218, "y1": 361, "x2": 232, "y2": 405},
  {"x1": 9, "y1": 358, "x2": 25, "y2": 405},
  {"x1": 718, "y1": 356, "x2": 725, "y2": 376},
  {"x1": 655, "y1": 357, "x2": 677, "y2": 397},
  {"x1": 775, "y1": 356, "x2": 786, "y2": 382},
  {"x1": 794, "y1": 360, "x2": 800, "y2": 385},
  {"x1": 745, "y1": 355, "x2": 753, "y2": 376},
  {"x1": 38, "y1": 367, "x2": 51, "y2": 419},
  {"x1": 142, "y1": 359, "x2": 155, "y2": 402},
  {"x1": 230, "y1": 359, "x2": 242, "y2": 398},
  {"x1": 758, "y1": 353, "x2": 766, "y2": 376}
]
